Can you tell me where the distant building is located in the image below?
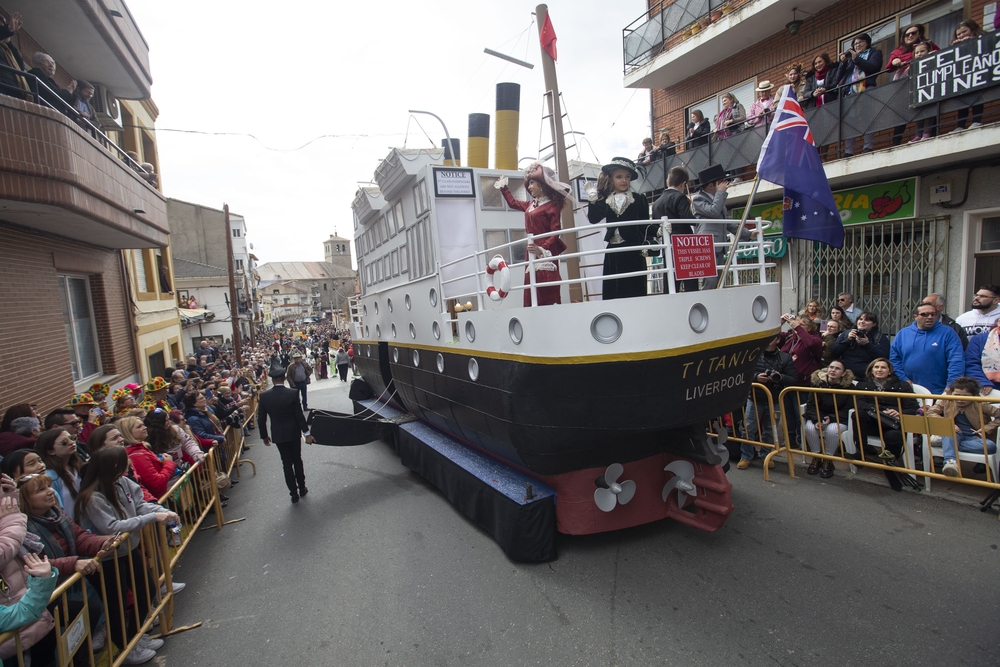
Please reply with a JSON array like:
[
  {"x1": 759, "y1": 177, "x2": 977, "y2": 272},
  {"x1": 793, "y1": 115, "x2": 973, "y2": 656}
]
[
  {"x1": 324, "y1": 234, "x2": 354, "y2": 272},
  {"x1": 257, "y1": 261, "x2": 357, "y2": 321}
]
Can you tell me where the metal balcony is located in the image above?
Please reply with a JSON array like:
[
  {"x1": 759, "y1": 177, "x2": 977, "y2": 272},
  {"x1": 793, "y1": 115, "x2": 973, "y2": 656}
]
[
  {"x1": 623, "y1": 0, "x2": 839, "y2": 90},
  {"x1": 633, "y1": 78, "x2": 1000, "y2": 198}
]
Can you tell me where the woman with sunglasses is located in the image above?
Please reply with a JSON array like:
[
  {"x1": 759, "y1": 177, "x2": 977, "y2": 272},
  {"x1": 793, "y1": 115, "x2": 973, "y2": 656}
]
[
  {"x1": 34, "y1": 428, "x2": 84, "y2": 520},
  {"x1": 117, "y1": 416, "x2": 177, "y2": 501},
  {"x1": 75, "y1": 447, "x2": 179, "y2": 665}
]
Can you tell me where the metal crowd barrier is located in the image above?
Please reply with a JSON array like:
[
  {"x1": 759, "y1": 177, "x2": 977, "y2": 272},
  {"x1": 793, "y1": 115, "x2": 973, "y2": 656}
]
[{"x1": 0, "y1": 392, "x2": 264, "y2": 666}]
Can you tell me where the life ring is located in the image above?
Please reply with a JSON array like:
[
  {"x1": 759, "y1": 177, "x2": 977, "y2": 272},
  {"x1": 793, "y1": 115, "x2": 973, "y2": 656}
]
[{"x1": 485, "y1": 255, "x2": 510, "y2": 302}]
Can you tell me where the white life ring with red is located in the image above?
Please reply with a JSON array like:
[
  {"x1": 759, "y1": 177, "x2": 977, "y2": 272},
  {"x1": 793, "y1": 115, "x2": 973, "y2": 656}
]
[{"x1": 485, "y1": 255, "x2": 511, "y2": 302}]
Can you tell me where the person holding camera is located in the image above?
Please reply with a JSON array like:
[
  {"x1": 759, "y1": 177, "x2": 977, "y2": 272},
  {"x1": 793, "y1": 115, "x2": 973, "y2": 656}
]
[
  {"x1": 854, "y1": 358, "x2": 919, "y2": 491},
  {"x1": 830, "y1": 311, "x2": 889, "y2": 377},
  {"x1": 840, "y1": 33, "x2": 883, "y2": 155},
  {"x1": 737, "y1": 335, "x2": 797, "y2": 469}
]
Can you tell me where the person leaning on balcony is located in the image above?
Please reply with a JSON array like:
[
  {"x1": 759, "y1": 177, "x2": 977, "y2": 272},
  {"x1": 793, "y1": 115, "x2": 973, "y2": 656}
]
[
  {"x1": 0, "y1": 12, "x2": 29, "y2": 99},
  {"x1": 747, "y1": 81, "x2": 775, "y2": 129},
  {"x1": 950, "y1": 20, "x2": 985, "y2": 132},
  {"x1": 686, "y1": 110, "x2": 711, "y2": 148},
  {"x1": 887, "y1": 23, "x2": 938, "y2": 76},
  {"x1": 26, "y1": 52, "x2": 74, "y2": 111},
  {"x1": 637, "y1": 137, "x2": 655, "y2": 165},
  {"x1": 802, "y1": 53, "x2": 840, "y2": 108},
  {"x1": 786, "y1": 64, "x2": 809, "y2": 105},
  {"x1": 651, "y1": 131, "x2": 676, "y2": 159},
  {"x1": 840, "y1": 33, "x2": 883, "y2": 155},
  {"x1": 714, "y1": 92, "x2": 745, "y2": 139}
]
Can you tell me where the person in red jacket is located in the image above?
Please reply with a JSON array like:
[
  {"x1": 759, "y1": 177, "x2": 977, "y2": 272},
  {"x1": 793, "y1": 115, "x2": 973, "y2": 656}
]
[
  {"x1": 117, "y1": 416, "x2": 177, "y2": 500},
  {"x1": 778, "y1": 313, "x2": 824, "y2": 385}
]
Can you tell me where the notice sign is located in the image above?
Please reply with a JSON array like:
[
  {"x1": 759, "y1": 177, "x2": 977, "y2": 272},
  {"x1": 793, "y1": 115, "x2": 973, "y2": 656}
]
[
  {"x1": 433, "y1": 168, "x2": 476, "y2": 197},
  {"x1": 672, "y1": 234, "x2": 717, "y2": 280},
  {"x1": 912, "y1": 33, "x2": 1000, "y2": 106}
]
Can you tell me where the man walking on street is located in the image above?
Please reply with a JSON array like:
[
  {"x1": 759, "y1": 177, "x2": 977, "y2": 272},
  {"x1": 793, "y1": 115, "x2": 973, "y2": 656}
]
[
  {"x1": 257, "y1": 367, "x2": 314, "y2": 503},
  {"x1": 287, "y1": 351, "x2": 312, "y2": 411}
]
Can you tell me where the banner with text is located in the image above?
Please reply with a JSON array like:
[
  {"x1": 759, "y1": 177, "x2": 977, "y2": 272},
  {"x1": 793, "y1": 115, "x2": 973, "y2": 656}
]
[{"x1": 911, "y1": 32, "x2": 1000, "y2": 107}]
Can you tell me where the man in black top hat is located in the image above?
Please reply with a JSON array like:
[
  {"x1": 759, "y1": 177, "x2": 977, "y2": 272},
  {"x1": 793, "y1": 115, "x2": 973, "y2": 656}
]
[
  {"x1": 693, "y1": 164, "x2": 755, "y2": 289},
  {"x1": 258, "y1": 366, "x2": 314, "y2": 503}
]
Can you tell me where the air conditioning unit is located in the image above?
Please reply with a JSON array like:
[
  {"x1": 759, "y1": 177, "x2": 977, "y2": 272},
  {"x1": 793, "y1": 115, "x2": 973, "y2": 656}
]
[{"x1": 89, "y1": 84, "x2": 122, "y2": 130}]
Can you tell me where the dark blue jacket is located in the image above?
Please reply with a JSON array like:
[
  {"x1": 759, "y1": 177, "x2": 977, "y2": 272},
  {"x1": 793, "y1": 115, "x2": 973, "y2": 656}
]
[
  {"x1": 830, "y1": 326, "x2": 890, "y2": 377},
  {"x1": 964, "y1": 331, "x2": 1000, "y2": 391},
  {"x1": 184, "y1": 408, "x2": 223, "y2": 444}
]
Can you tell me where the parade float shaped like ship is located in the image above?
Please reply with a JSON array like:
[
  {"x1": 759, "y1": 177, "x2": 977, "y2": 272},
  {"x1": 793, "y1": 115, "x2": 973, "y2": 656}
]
[
  {"x1": 309, "y1": 7, "x2": 780, "y2": 561},
  {"x1": 309, "y1": 146, "x2": 781, "y2": 561}
]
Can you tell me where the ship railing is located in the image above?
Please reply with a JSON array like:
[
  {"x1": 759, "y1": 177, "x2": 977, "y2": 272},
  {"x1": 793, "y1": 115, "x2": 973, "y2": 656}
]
[{"x1": 438, "y1": 217, "x2": 776, "y2": 308}]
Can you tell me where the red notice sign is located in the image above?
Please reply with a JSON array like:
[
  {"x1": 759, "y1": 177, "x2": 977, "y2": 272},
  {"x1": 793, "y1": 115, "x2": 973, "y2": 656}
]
[{"x1": 671, "y1": 234, "x2": 717, "y2": 280}]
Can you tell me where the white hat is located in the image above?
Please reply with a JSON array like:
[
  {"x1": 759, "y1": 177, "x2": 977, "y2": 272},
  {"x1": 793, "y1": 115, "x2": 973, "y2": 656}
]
[{"x1": 756, "y1": 80, "x2": 774, "y2": 91}]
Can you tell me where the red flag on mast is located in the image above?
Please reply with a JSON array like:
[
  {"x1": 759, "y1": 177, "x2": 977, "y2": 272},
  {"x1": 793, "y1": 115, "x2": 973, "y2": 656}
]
[{"x1": 540, "y1": 12, "x2": 558, "y2": 62}]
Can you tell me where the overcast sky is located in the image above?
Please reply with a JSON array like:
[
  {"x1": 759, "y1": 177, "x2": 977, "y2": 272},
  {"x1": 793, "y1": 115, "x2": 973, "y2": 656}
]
[{"x1": 126, "y1": 0, "x2": 650, "y2": 267}]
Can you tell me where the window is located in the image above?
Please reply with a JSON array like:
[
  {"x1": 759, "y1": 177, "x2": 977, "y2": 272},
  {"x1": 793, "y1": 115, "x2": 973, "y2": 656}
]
[
  {"x1": 481, "y1": 176, "x2": 504, "y2": 209},
  {"x1": 413, "y1": 180, "x2": 428, "y2": 216},
  {"x1": 133, "y1": 249, "x2": 149, "y2": 292},
  {"x1": 385, "y1": 208, "x2": 397, "y2": 238},
  {"x1": 232, "y1": 228, "x2": 241, "y2": 238},
  {"x1": 148, "y1": 350, "x2": 166, "y2": 380},
  {"x1": 484, "y1": 229, "x2": 528, "y2": 265},
  {"x1": 391, "y1": 249, "x2": 399, "y2": 276},
  {"x1": 272, "y1": 289, "x2": 280, "y2": 294},
  {"x1": 686, "y1": 79, "x2": 756, "y2": 134},
  {"x1": 394, "y1": 201, "x2": 405, "y2": 233},
  {"x1": 235, "y1": 259, "x2": 244, "y2": 271},
  {"x1": 323, "y1": 283, "x2": 328, "y2": 291},
  {"x1": 399, "y1": 244, "x2": 409, "y2": 273},
  {"x1": 57, "y1": 275, "x2": 101, "y2": 382}
]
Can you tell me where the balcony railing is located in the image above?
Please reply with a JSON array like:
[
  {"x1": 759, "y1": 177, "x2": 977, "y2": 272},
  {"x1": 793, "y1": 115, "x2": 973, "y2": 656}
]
[
  {"x1": 623, "y1": 0, "x2": 750, "y2": 73},
  {"x1": 634, "y1": 76, "x2": 1000, "y2": 195}
]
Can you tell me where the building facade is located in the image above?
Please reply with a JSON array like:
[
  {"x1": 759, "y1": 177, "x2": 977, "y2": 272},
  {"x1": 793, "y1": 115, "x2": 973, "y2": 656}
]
[
  {"x1": 0, "y1": 2, "x2": 171, "y2": 412},
  {"x1": 257, "y1": 261, "x2": 357, "y2": 322},
  {"x1": 625, "y1": 0, "x2": 1000, "y2": 333}
]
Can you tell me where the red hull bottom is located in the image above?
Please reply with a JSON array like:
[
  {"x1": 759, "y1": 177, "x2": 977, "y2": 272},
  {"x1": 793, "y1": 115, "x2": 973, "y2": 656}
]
[{"x1": 538, "y1": 453, "x2": 735, "y2": 535}]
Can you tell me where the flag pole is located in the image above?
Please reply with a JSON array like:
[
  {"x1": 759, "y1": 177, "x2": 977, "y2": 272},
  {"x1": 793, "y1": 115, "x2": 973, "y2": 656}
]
[{"x1": 715, "y1": 174, "x2": 761, "y2": 289}]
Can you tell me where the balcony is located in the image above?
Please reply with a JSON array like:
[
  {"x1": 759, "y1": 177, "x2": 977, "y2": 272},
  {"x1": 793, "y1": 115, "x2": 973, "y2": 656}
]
[
  {"x1": 623, "y1": 0, "x2": 838, "y2": 90},
  {"x1": 5, "y1": 0, "x2": 152, "y2": 99},
  {"x1": 634, "y1": 78, "x2": 1000, "y2": 200},
  {"x1": 0, "y1": 94, "x2": 168, "y2": 248}
]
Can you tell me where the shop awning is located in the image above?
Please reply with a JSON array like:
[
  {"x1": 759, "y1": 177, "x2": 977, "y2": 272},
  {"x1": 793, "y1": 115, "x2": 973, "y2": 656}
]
[{"x1": 179, "y1": 308, "x2": 214, "y2": 325}]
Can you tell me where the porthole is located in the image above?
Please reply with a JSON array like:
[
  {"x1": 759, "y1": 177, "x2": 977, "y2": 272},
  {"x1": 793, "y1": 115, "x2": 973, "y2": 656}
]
[
  {"x1": 392, "y1": 348, "x2": 399, "y2": 363},
  {"x1": 374, "y1": 301, "x2": 379, "y2": 314},
  {"x1": 409, "y1": 323, "x2": 416, "y2": 339},
  {"x1": 363, "y1": 304, "x2": 368, "y2": 317},
  {"x1": 436, "y1": 353, "x2": 445, "y2": 373},
  {"x1": 689, "y1": 303, "x2": 709, "y2": 333},
  {"x1": 468, "y1": 358, "x2": 479, "y2": 381},
  {"x1": 429, "y1": 289, "x2": 438, "y2": 307},
  {"x1": 405, "y1": 294, "x2": 412, "y2": 310},
  {"x1": 366, "y1": 346, "x2": 371, "y2": 358},
  {"x1": 391, "y1": 323, "x2": 397, "y2": 338},
  {"x1": 465, "y1": 321, "x2": 476, "y2": 343},
  {"x1": 590, "y1": 313, "x2": 622, "y2": 344},
  {"x1": 508, "y1": 318, "x2": 523, "y2": 345},
  {"x1": 752, "y1": 296, "x2": 768, "y2": 323},
  {"x1": 387, "y1": 298, "x2": 393, "y2": 313},
  {"x1": 375, "y1": 324, "x2": 381, "y2": 338},
  {"x1": 432, "y1": 321, "x2": 441, "y2": 340},
  {"x1": 364, "y1": 325, "x2": 370, "y2": 338},
  {"x1": 412, "y1": 349, "x2": 420, "y2": 367}
]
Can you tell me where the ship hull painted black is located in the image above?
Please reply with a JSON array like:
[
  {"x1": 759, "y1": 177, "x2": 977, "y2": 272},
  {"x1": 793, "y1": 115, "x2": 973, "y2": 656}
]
[{"x1": 356, "y1": 333, "x2": 772, "y2": 476}]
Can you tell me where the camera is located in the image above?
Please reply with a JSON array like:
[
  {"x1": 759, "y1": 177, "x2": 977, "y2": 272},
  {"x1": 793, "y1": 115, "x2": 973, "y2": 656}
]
[{"x1": 769, "y1": 371, "x2": 782, "y2": 382}]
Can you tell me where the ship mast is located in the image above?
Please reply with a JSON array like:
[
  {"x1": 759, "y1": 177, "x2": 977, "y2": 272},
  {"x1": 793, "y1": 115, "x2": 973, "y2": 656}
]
[{"x1": 535, "y1": 4, "x2": 583, "y2": 303}]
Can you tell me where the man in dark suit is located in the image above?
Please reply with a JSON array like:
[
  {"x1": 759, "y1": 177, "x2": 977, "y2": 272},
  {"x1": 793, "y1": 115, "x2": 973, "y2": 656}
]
[{"x1": 258, "y1": 367, "x2": 314, "y2": 503}]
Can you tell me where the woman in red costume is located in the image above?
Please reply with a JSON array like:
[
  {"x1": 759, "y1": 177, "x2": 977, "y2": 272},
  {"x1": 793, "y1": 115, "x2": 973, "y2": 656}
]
[{"x1": 495, "y1": 162, "x2": 573, "y2": 306}]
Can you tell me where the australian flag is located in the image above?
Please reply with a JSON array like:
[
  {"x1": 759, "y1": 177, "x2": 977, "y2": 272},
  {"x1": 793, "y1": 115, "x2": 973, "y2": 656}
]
[{"x1": 756, "y1": 85, "x2": 843, "y2": 248}]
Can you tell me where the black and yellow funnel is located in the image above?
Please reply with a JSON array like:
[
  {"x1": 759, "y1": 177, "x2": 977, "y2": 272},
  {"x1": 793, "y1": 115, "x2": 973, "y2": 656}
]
[
  {"x1": 468, "y1": 113, "x2": 490, "y2": 169},
  {"x1": 495, "y1": 83, "x2": 520, "y2": 170},
  {"x1": 442, "y1": 138, "x2": 461, "y2": 166}
]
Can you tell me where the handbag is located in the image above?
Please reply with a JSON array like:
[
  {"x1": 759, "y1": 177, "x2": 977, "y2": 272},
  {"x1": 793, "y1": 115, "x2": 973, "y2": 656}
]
[{"x1": 864, "y1": 406, "x2": 900, "y2": 430}]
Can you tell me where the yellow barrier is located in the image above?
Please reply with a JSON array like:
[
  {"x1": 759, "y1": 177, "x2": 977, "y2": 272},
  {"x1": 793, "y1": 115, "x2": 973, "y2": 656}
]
[{"x1": 767, "y1": 386, "x2": 1000, "y2": 496}]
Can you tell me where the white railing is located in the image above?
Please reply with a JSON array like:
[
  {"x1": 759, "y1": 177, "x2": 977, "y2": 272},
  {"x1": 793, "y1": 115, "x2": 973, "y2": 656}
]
[{"x1": 437, "y1": 217, "x2": 777, "y2": 310}]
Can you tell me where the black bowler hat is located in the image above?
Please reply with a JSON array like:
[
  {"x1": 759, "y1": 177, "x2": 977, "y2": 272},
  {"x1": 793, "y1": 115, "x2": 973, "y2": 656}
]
[{"x1": 696, "y1": 164, "x2": 728, "y2": 188}]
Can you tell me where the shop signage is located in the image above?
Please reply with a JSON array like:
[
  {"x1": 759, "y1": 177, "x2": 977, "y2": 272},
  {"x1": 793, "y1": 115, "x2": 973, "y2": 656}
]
[
  {"x1": 732, "y1": 177, "x2": 918, "y2": 234},
  {"x1": 912, "y1": 33, "x2": 1000, "y2": 107},
  {"x1": 672, "y1": 234, "x2": 717, "y2": 279}
]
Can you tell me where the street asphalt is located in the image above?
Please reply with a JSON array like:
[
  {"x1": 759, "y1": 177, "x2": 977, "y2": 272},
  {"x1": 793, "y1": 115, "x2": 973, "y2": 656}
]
[{"x1": 156, "y1": 374, "x2": 1000, "y2": 667}]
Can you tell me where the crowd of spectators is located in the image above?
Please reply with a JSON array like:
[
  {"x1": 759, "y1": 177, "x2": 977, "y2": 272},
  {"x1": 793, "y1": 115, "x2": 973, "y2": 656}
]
[
  {"x1": 736, "y1": 285, "x2": 1000, "y2": 491},
  {"x1": 640, "y1": 18, "x2": 994, "y2": 162}
]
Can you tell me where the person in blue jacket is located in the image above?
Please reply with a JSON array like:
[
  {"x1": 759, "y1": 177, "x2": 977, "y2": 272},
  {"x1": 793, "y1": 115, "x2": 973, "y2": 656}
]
[
  {"x1": 963, "y1": 323, "x2": 1000, "y2": 395},
  {"x1": 0, "y1": 552, "x2": 58, "y2": 633},
  {"x1": 889, "y1": 302, "x2": 965, "y2": 394}
]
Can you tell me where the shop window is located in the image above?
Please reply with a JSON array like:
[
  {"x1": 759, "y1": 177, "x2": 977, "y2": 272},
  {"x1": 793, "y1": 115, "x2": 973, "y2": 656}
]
[{"x1": 57, "y1": 275, "x2": 101, "y2": 382}]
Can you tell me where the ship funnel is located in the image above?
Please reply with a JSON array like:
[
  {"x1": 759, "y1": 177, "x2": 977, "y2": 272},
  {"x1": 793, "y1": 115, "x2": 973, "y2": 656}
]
[
  {"x1": 442, "y1": 138, "x2": 461, "y2": 166},
  {"x1": 468, "y1": 113, "x2": 490, "y2": 169},
  {"x1": 495, "y1": 82, "x2": 520, "y2": 170}
]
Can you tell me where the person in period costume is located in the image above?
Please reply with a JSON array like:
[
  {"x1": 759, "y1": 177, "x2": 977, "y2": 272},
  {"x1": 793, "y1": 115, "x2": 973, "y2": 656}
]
[
  {"x1": 693, "y1": 163, "x2": 755, "y2": 290},
  {"x1": 586, "y1": 157, "x2": 654, "y2": 300},
  {"x1": 257, "y1": 367, "x2": 314, "y2": 503},
  {"x1": 651, "y1": 166, "x2": 697, "y2": 292},
  {"x1": 496, "y1": 162, "x2": 573, "y2": 306}
]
